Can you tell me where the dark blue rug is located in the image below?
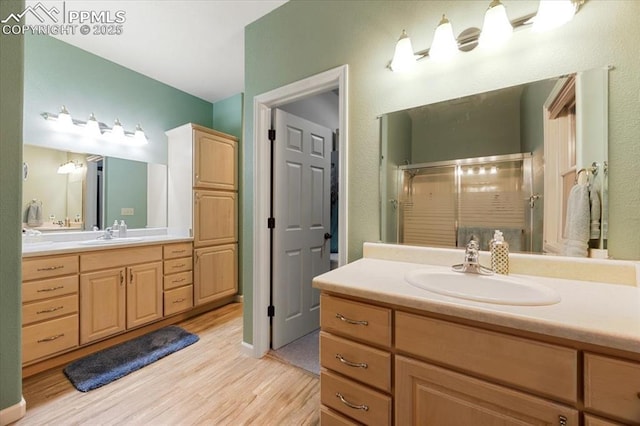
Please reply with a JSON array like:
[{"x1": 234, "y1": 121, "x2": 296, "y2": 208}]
[{"x1": 64, "y1": 326, "x2": 199, "y2": 392}]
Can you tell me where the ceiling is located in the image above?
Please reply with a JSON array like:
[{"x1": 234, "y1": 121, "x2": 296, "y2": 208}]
[{"x1": 25, "y1": 0, "x2": 288, "y2": 103}]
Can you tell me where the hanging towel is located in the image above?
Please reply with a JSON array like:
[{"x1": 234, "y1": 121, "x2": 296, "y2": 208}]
[
  {"x1": 562, "y1": 184, "x2": 590, "y2": 257},
  {"x1": 589, "y1": 180, "x2": 601, "y2": 240},
  {"x1": 27, "y1": 200, "x2": 43, "y2": 227}
]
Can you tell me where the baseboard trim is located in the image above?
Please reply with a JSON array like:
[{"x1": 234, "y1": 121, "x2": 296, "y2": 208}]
[
  {"x1": 240, "y1": 341, "x2": 256, "y2": 358},
  {"x1": 0, "y1": 397, "x2": 26, "y2": 426}
]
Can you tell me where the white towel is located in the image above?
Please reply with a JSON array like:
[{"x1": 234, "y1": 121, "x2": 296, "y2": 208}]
[
  {"x1": 562, "y1": 184, "x2": 590, "y2": 257},
  {"x1": 27, "y1": 202, "x2": 43, "y2": 227},
  {"x1": 589, "y1": 181, "x2": 601, "y2": 240}
]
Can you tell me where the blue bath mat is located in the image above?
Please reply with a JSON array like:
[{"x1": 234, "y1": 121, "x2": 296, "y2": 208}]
[{"x1": 64, "y1": 326, "x2": 199, "y2": 392}]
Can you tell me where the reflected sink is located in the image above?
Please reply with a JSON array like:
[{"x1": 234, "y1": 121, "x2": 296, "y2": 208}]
[
  {"x1": 78, "y1": 237, "x2": 144, "y2": 245},
  {"x1": 404, "y1": 269, "x2": 561, "y2": 306}
]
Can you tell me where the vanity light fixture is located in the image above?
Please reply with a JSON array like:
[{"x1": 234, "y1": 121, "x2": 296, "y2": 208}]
[
  {"x1": 388, "y1": 0, "x2": 586, "y2": 71},
  {"x1": 41, "y1": 107, "x2": 149, "y2": 144},
  {"x1": 57, "y1": 160, "x2": 83, "y2": 174}
]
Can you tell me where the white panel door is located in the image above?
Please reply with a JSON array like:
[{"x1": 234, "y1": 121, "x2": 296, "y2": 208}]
[{"x1": 272, "y1": 109, "x2": 332, "y2": 349}]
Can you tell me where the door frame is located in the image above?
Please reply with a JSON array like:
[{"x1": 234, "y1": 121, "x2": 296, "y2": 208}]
[{"x1": 250, "y1": 65, "x2": 349, "y2": 358}]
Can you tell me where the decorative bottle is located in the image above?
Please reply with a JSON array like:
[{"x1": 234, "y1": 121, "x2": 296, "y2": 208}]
[
  {"x1": 119, "y1": 220, "x2": 127, "y2": 238},
  {"x1": 490, "y1": 230, "x2": 509, "y2": 275}
]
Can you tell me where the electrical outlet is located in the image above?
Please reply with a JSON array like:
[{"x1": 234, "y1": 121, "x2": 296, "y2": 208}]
[{"x1": 121, "y1": 207, "x2": 134, "y2": 215}]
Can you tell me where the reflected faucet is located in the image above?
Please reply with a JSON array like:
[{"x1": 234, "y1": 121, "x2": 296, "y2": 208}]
[
  {"x1": 99, "y1": 227, "x2": 114, "y2": 240},
  {"x1": 452, "y1": 236, "x2": 493, "y2": 275}
]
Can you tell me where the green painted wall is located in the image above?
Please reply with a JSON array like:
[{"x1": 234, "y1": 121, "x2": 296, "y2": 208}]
[
  {"x1": 0, "y1": 0, "x2": 24, "y2": 413},
  {"x1": 243, "y1": 0, "x2": 640, "y2": 344},
  {"x1": 103, "y1": 157, "x2": 148, "y2": 229},
  {"x1": 212, "y1": 93, "x2": 244, "y2": 296},
  {"x1": 23, "y1": 34, "x2": 213, "y2": 165}
]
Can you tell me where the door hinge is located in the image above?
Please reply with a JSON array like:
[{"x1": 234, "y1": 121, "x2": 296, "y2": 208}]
[
  {"x1": 268, "y1": 128, "x2": 276, "y2": 141},
  {"x1": 267, "y1": 305, "x2": 275, "y2": 317},
  {"x1": 267, "y1": 217, "x2": 275, "y2": 229}
]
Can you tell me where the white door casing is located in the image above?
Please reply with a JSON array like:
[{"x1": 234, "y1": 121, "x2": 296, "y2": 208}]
[{"x1": 272, "y1": 109, "x2": 332, "y2": 349}]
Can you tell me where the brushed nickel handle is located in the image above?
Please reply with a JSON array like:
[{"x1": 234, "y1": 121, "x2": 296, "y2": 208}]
[
  {"x1": 37, "y1": 306, "x2": 63, "y2": 314},
  {"x1": 172, "y1": 249, "x2": 186, "y2": 254},
  {"x1": 37, "y1": 286, "x2": 64, "y2": 293},
  {"x1": 172, "y1": 263, "x2": 186, "y2": 268},
  {"x1": 173, "y1": 278, "x2": 186, "y2": 283},
  {"x1": 559, "y1": 415, "x2": 567, "y2": 426},
  {"x1": 335, "y1": 354, "x2": 368, "y2": 369},
  {"x1": 172, "y1": 298, "x2": 186, "y2": 303},
  {"x1": 336, "y1": 393, "x2": 368, "y2": 411},
  {"x1": 120, "y1": 271, "x2": 124, "y2": 286},
  {"x1": 37, "y1": 265, "x2": 64, "y2": 271},
  {"x1": 130, "y1": 269, "x2": 133, "y2": 284},
  {"x1": 38, "y1": 333, "x2": 64, "y2": 343},
  {"x1": 336, "y1": 313, "x2": 368, "y2": 326}
]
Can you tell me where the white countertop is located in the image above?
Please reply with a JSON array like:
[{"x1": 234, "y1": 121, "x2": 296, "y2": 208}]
[{"x1": 313, "y1": 254, "x2": 640, "y2": 354}]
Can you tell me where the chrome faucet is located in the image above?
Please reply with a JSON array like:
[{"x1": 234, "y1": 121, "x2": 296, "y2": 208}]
[
  {"x1": 100, "y1": 227, "x2": 114, "y2": 240},
  {"x1": 452, "y1": 236, "x2": 493, "y2": 275}
]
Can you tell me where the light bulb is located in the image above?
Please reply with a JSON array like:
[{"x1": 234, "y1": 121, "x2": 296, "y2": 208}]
[
  {"x1": 84, "y1": 113, "x2": 101, "y2": 137},
  {"x1": 111, "y1": 118, "x2": 125, "y2": 140},
  {"x1": 134, "y1": 124, "x2": 148, "y2": 144},
  {"x1": 57, "y1": 105, "x2": 73, "y2": 129},
  {"x1": 479, "y1": 0, "x2": 513, "y2": 49},
  {"x1": 429, "y1": 15, "x2": 458, "y2": 62},
  {"x1": 532, "y1": 0, "x2": 576, "y2": 32},
  {"x1": 390, "y1": 30, "x2": 418, "y2": 72}
]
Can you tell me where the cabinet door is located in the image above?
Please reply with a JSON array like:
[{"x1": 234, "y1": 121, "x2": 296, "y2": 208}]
[
  {"x1": 126, "y1": 262, "x2": 163, "y2": 329},
  {"x1": 194, "y1": 244, "x2": 237, "y2": 305},
  {"x1": 194, "y1": 129, "x2": 237, "y2": 190},
  {"x1": 194, "y1": 190, "x2": 237, "y2": 247},
  {"x1": 80, "y1": 268, "x2": 126, "y2": 344},
  {"x1": 395, "y1": 355, "x2": 579, "y2": 425}
]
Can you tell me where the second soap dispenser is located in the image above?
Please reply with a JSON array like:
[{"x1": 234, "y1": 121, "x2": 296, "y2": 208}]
[
  {"x1": 490, "y1": 230, "x2": 509, "y2": 275},
  {"x1": 118, "y1": 220, "x2": 127, "y2": 238}
]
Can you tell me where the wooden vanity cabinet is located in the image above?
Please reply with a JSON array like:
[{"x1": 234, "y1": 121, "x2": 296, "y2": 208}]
[
  {"x1": 21, "y1": 255, "x2": 80, "y2": 364},
  {"x1": 193, "y1": 244, "x2": 237, "y2": 305},
  {"x1": 163, "y1": 242, "x2": 194, "y2": 316}
]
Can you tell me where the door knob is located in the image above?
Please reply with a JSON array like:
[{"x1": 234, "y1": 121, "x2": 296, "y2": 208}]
[{"x1": 324, "y1": 233, "x2": 332, "y2": 240}]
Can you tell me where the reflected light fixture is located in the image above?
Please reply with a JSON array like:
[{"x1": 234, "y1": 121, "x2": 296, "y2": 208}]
[
  {"x1": 57, "y1": 160, "x2": 83, "y2": 174},
  {"x1": 429, "y1": 14, "x2": 458, "y2": 62},
  {"x1": 390, "y1": 30, "x2": 418, "y2": 72},
  {"x1": 532, "y1": 0, "x2": 579, "y2": 32},
  {"x1": 56, "y1": 105, "x2": 73, "y2": 128},
  {"x1": 478, "y1": 0, "x2": 513, "y2": 49}
]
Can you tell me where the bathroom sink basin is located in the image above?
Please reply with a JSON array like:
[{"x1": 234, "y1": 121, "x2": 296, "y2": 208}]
[
  {"x1": 78, "y1": 237, "x2": 144, "y2": 245},
  {"x1": 404, "y1": 269, "x2": 561, "y2": 306}
]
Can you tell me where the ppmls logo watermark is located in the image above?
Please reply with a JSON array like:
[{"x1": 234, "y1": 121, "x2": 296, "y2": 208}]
[{"x1": 2, "y1": 1, "x2": 126, "y2": 36}]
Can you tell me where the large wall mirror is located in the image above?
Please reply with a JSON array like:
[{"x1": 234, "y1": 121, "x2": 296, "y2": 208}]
[
  {"x1": 380, "y1": 67, "x2": 609, "y2": 257},
  {"x1": 22, "y1": 145, "x2": 167, "y2": 232}
]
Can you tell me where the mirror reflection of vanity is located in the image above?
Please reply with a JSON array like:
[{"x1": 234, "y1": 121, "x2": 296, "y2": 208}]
[
  {"x1": 22, "y1": 144, "x2": 167, "y2": 232},
  {"x1": 380, "y1": 67, "x2": 609, "y2": 257}
]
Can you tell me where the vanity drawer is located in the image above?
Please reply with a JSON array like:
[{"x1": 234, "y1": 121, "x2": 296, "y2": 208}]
[
  {"x1": 320, "y1": 331, "x2": 391, "y2": 392},
  {"x1": 164, "y1": 257, "x2": 192, "y2": 274},
  {"x1": 321, "y1": 370, "x2": 391, "y2": 426},
  {"x1": 584, "y1": 414, "x2": 627, "y2": 426},
  {"x1": 164, "y1": 271, "x2": 193, "y2": 290},
  {"x1": 22, "y1": 275, "x2": 78, "y2": 303},
  {"x1": 320, "y1": 406, "x2": 360, "y2": 426},
  {"x1": 164, "y1": 285, "x2": 193, "y2": 316},
  {"x1": 584, "y1": 353, "x2": 640, "y2": 423},
  {"x1": 81, "y1": 245, "x2": 162, "y2": 272},
  {"x1": 395, "y1": 311, "x2": 578, "y2": 403},
  {"x1": 23, "y1": 255, "x2": 78, "y2": 281},
  {"x1": 163, "y1": 242, "x2": 193, "y2": 259},
  {"x1": 22, "y1": 294, "x2": 78, "y2": 325},
  {"x1": 22, "y1": 314, "x2": 79, "y2": 364},
  {"x1": 320, "y1": 294, "x2": 391, "y2": 348}
]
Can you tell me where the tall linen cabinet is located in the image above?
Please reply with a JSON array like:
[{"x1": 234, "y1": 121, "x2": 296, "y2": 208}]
[{"x1": 167, "y1": 123, "x2": 238, "y2": 306}]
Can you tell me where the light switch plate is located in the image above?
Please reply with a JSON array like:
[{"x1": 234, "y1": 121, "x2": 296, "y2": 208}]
[{"x1": 121, "y1": 207, "x2": 134, "y2": 215}]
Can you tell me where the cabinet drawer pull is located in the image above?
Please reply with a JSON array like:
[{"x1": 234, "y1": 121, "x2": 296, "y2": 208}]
[
  {"x1": 38, "y1": 333, "x2": 64, "y2": 343},
  {"x1": 37, "y1": 265, "x2": 64, "y2": 272},
  {"x1": 558, "y1": 415, "x2": 567, "y2": 426},
  {"x1": 172, "y1": 249, "x2": 186, "y2": 254},
  {"x1": 172, "y1": 278, "x2": 186, "y2": 283},
  {"x1": 335, "y1": 354, "x2": 368, "y2": 369},
  {"x1": 172, "y1": 263, "x2": 186, "y2": 268},
  {"x1": 335, "y1": 392, "x2": 369, "y2": 411},
  {"x1": 172, "y1": 298, "x2": 186, "y2": 303},
  {"x1": 37, "y1": 306, "x2": 64, "y2": 314},
  {"x1": 36, "y1": 286, "x2": 64, "y2": 293},
  {"x1": 336, "y1": 313, "x2": 368, "y2": 326}
]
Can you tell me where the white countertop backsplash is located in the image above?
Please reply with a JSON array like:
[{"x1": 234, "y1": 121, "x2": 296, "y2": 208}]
[{"x1": 313, "y1": 243, "x2": 640, "y2": 353}]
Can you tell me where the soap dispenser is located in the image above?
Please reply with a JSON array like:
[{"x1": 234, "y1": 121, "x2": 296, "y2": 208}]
[
  {"x1": 119, "y1": 220, "x2": 127, "y2": 238},
  {"x1": 490, "y1": 230, "x2": 509, "y2": 275}
]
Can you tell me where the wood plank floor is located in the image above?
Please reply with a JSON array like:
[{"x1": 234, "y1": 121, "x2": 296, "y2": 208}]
[{"x1": 17, "y1": 303, "x2": 320, "y2": 425}]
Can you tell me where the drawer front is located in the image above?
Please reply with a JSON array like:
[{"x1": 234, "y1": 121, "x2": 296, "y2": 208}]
[
  {"x1": 23, "y1": 294, "x2": 78, "y2": 325},
  {"x1": 22, "y1": 275, "x2": 78, "y2": 303},
  {"x1": 320, "y1": 331, "x2": 391, "y2": 392},
  {"x1": 23, "y1": 255, "x2": 78, "y2": 281},
  {"x1": 320, "y1": 406, "x2": 360, "y2": 426},
  {"x1": 164, "y1": 285, "x2": 194, "y2": 316},
  {"x1": 321, "y1": 370, "x2": 391, "y2": 426},
  {"x1": 320, "y1": 294, "x2": 391, "y2": 348},
  {"x1": 584, "y1": 353, "x2": 640, "y2": 423},
  {"x1": 81, "y1": 245, "x2": 162, "y2": 272},
  {"x1": 164, "y1": 271, "x2": 193, "y2": 290},
  {"x1": 395, "y1": 311, "x2": 578, "y2": 404},
  {"x1": 163, "y1": 242, "x2": 193, "y2": 259},
  {"x1": 584, "y1": 414, "x2": 627, "y2": 426},
  {"x1": 164, "y1": 257, "x2": 193, "y2": 274},
  {"x1": 22, "y1": 314, "x2": 79, "y2": 364}
]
